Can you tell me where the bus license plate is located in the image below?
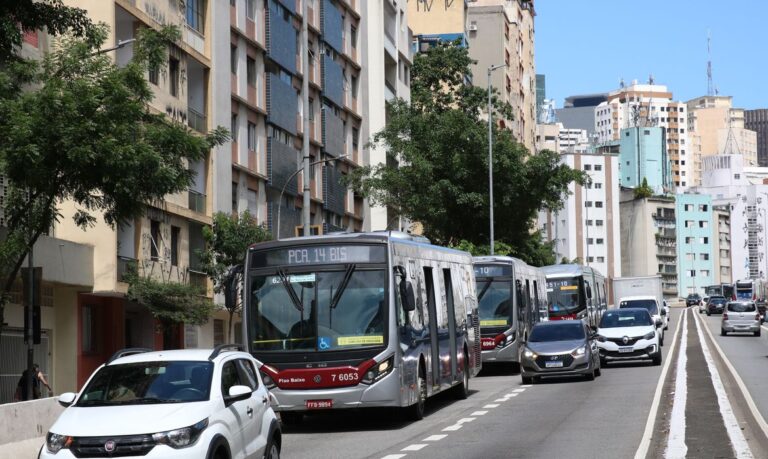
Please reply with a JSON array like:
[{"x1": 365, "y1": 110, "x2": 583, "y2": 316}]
[
  {"x1": 618, "y1": 347, "x2": 634, "y2": 353},
  {"x1": 305, "y1": 399, "x2": 333, "y2": 409},
  {"x1": 545, "y1": 361, "x2": 563, "y2": 368}
]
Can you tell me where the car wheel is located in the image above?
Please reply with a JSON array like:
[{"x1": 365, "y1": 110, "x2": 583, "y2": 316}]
[
  {"x1": 659, "y1": 335, "x2": 664, "y2": 347},
  {"x1": 595, "y1": 366, "x2": 602, "y2": 377},
  {"x1": 707, "y1": 311, "x2": 711, "y2": 316},
  {"x1": 280, "y1": 412, "x2": 303, "y2": 426},
  {"x1": 406, "y1": 365, "x2": 426, "y2": 421},
  {"x1": 264, "y1": 434, "x2": 280, "y2": 459},
  {"x1": 755, "y1": 330, "x2": 761, "y2": 337},
  {"x1": 213, "y1": 447, "x2": 229, "y2": 459},
  {"x1": 600, "y1": 357, "x2": 607, "y2": 367},
  {"x1": 521, "y1": 375, "x2": 533, "y2": 385},
  {"x1": 721, "y1": 328, "x2": 727, "y2": 336},
  {"x1": 652, "y1": 353, "x2": 662, "y2": 366},
  {"x1": 453, "y1": 351, "x2": 470, "y2": 400},
  {"x1": 585, "y1": 370, "x2": 595, "y2": 381}
]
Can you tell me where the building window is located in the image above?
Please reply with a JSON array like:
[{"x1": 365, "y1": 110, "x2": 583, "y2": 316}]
[
  {"x1": 584, "y1": 164, "x2": 592, "y2": 171},
  {"x1": 596, "y1": 220, "x2": 604, "y2": 226},
  {"x1": 596, "y1": 238, "x2": 604, "y2": 244},
  {"x1": 231, "y1": 114, "x2": 238, "y2": 143},
  {"x1": 587, "y1": 256, "x2": 594, "y2": 263},
  {"x1": 699, "y1": 221, "x2": 708, "y2": 228},
  {"x1": 701, "y1": 253, "x2": 709, "y2": 261},
  {"x1": 350, "y1": 24, "x2": 357, "y2": 48},
  {"x1": 169, "y1": 57, "x2": 179, "y2": 97},
  {"x1": 171, "y1": 226, "x2": 180, "y2": 266},
  {"x1": 595, "y1": 201, "x2": 603, "y2": 208},
  {"x1": 585, "y1": 201, "x2": 593, "y2": 208},
  {"x1": 148, "y1": 65, "x2": 159, "y2": 85},
  {"x1": 351, "y1": 74, "x2": 358, "y2": 99},
  {"x1": 701, "y1": 237, "x2": 708, "y2": 244},
  {"x1": 587, "y1": 238, "x2": 594, "y2": 245},
  {"x1": 247, "y1": 57, "x2": 256, "y2": 86},
  {"x1": 186, "y1": 0, "x2": 206, "y2": 34},
  {"x1": 82, "y1": 304, "x2": 97, "y2": 353},
  {"x1": 594, "y1": 164, "x2": 602, "y2": 171},
  {"x1": 586, "y1": 220, "x2": 593, "y2": 226},
  {"x1": 734, "y1": 174, "x2": 740, "y2": 179},
  {"x1": 150, "y1": 220, "x2": 160, "y2": 261},
  {"x1": 231, "y1": 46, "x2": 238, "y2": 74},
  {"x1": 247, "y1": 122, "x2": 257, "y2": 151},
  {"x1": 352, "y1": 127, "x2": 359, "y2": 151},
  {"x1": 597, "y1": 256, "x2": 605, "y2": 263},
  {"x1": 246, "y1": 0, "x2": 256, "y2": 20},
  {"x1": 308, "y1": 97, "x2": 314, "y2": 121},
  {"x1": 594, "y1": 183, "x2": 602, "y2": 189}
]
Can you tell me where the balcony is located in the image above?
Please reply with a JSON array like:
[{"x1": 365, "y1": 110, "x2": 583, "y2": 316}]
[
  {"x1": 385, "y1": 80, "x2": 396, "y2": 101},
  {"x1": 183, "y1": 25, "x2": 205, "y2": 55},
  {"x1": 188, "y1": 107, "x2": 207, "y2": 133},
  {"x1": 117, "y1": 256, "x2": 137, "y2": 283},
  {"x1": 188, "y1": 190, "x2": 206, "y2": 214}
]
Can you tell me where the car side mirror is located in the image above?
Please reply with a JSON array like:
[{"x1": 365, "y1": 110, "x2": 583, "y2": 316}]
[
  {"x1": 58, "y1": 392, "x2": 76, "y2": 408},
  {"x1": 400, "y1": 281, "x2": 416, "y2": 312},
  {"x1": 226, "y1": 385, "x2": 253, "y2": 404},
  {"x1": 655, "y1": 318, "x2": 662, "y2": 328},
  {"x1": 661, "y1": 308, "x2": 667, "y2": 316}
]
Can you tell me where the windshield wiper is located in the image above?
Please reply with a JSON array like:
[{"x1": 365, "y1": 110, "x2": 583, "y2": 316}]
[
  {"x1": 329, "y1": 264, "x2": 356, "y2": 310},
  {"x1": 277, "y1": 269, "x2": 304, "y2": 313}
]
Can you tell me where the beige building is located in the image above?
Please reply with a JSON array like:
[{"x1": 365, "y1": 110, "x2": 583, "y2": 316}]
[
  {"x1": 686, "y1": 96, "x2": 758, "y2": 187},
  {"x1": 467, "y1": 0, "x2": 536, "y2": 152},
  {"x1": 408, "y1": 0, "x2": 468, "y2": 40},
  {"x1": 535, "y1": 122, "x2": 560, "y2": 152},
  {"x1": 712, "y1": 205, "x2": 733, "y2": 286},
  {"x1": 619, "y1": 191, "x2": 678, "y2": 298},
  {"x1": 596, "y1": 82, "x2": 690, "y2": 189}
]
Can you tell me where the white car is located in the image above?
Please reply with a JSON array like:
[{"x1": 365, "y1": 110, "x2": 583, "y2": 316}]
[
  {"x1": 618, "y1": 295, "x2": 665, "y2": 346},
  {"x1": 40, "y1": 346, "x2": 281, "y2": 459},
  {"x1": 595, "y1": 308, "x2": 662, "y2": 366}
]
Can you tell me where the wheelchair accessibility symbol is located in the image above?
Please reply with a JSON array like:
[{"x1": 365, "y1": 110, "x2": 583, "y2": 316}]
[{"x1": 318, "y1": 337, "x2": 331, "y2": 350}]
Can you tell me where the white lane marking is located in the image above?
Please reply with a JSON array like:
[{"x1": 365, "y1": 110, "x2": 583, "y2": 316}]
[
  {"x1": 634, "y1": 306, "x2": 685, "y2": 459},
  {"x1": 693, "y1": 311, "x2": 754, "y2": 458},
  {"x1": 423, "y1": 435, "x2": 447, "y2": 442},
  {"x1": 505, "y1": 392, "x2": 517, "y2": 397},
  {"x1": 483, "y1": 403, "x2": 500, "y2": 408},
  {"x1": 521, "y1": 384, "x2": 532, "y2": 388},
  {"x1": 381, "y1": 455, "x2": 406, "y2": 459},
  {"x1": 457, "y1": 417, "x2": 475, "y2": 424},
  {"x1": 401, "y1": 444, "x2": 427, "y2": 452},
  {"x1": 471, "y1": 410, "x2": 488, "y2": 416},
  {"x1": 665, "y1": 311, "x2": 688, "y2": 459},
  {"x1": 442, "y1": 424, "x2": 463, "y2": 431},
  {"x1": 513, "y1": 388, "x2": 526, "y2": 393},
  {"x1": 696, "y1": 311, "x2": 768, "y2": 440},
  {"x1": 494, "y1": 398, "x2": 508, "y2": 402}
]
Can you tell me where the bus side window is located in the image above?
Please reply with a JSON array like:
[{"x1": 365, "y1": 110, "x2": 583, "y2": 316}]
[
  {"x1": 533, "y1": 280, "x2": 540, "y2": 318},
  {"x1": 516, "y1": 280, "x2": 525, "y2": 322},
  {"x1": 394, "y1": 265, "x2": 406, "y2": 326}
]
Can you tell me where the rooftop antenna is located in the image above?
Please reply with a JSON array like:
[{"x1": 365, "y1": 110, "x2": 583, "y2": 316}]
[
  {"x1": 648, "y1": 73, "x2": 654, "y2": 85},
  {"x1": 619, "y1": 77, "x2": 625, "y2": 89},
  {"x1": 707, "y1": 30, "x2": 715, "y2": 96}
]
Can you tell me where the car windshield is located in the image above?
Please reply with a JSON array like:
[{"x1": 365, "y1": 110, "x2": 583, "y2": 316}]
[
  {"x1": 77, "y1": 361, "x2": 213, "y2": 406},
  {"x1": 688, "y1": 294, "x2": 700, "y2": 299},
  {"x1": 529, "y1": 323, "x2": 585, "y2": 342},
  {"x1": 728, "y1": 302, "x2": 756, "y2": 312},
  {"x1": 249, "y1": 268, "x2": 386, "y2": 352},
  {"x1": 619, "y1": 299, "x2": 658, "y2": 315},
  {"x1": 477, "y1": 279, "x2": 512, "y2": 326},
  {"x1": 710, "y1": 297, "x2": 727, "y2": 305},
  {"x1": 546, "y1": 277, "x2": 583, "y2": 317},
  {"x1": 599, "y1": 310, "x2": 652, "y2": 328}
]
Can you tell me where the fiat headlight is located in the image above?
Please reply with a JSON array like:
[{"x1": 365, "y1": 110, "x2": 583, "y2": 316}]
[
  {"x1": 46, "y1": 432, "x2": 72, "y2": 453},
  {"x1": 152, "y1": 418, "x2": 208, "y2": 448}
]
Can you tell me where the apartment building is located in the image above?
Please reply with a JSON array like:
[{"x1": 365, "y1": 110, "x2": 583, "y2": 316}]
[
  {"x1": 676, "y1": 193, "x2": 715, "y2": 296},
  {"x1": 687, "y1": 96, "x2": 757, "y2": 187},
  {"x1": 712, "y1": 204, "x2": 733, "y2": 286},
  {"x1": 595, "y1": 82, "x2": 690, "y2": 189},
  {"x1": 743, "y1": 109, "x2": 768, "y2": 167},
  {"x1": 619, "y1": 191, "x2": 678, "y2": 298},
  {"x1": 360, "y1": 0, "x2": 412, "y2": 231},
  {"x1": 618, "y1": 126, "x2": 673, "y2": 193},
  {"x1": 467, "y1": 0, "x2": 536, "y2": 152}
]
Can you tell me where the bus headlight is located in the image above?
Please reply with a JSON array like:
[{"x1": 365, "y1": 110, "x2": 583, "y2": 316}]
[
  {"x1": 362, "y1": 356, "x2": 394, "y2": 384},
  {"x1": 497, "y1": 331, "x2": 516, "y2": 348}
]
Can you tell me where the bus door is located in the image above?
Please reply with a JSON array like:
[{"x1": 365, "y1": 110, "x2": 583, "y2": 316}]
[
  {"x1": 442, "y1": 268, "x2": 458, "y2": 380},
  {"x1": 423, "y1": 266, "x2": 441, "y2": 389}
]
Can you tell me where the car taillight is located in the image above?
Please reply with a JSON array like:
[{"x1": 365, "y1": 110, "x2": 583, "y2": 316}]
[
  {"x1": 756, "y1": 313, "x2": 761, "y2": 321},
  {"x1": 723, "y1": 313, "x2": 728, "y2": 320}
]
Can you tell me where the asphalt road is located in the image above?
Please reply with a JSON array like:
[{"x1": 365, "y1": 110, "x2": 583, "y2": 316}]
[{"x1": 281, "y1": 310, "x2": 682, "y2": 459}]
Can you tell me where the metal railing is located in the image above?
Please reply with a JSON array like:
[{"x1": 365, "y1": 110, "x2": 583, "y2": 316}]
[
  {"x1": 188, "y1": 107, "x2": 207, "y2": 133},
  {"x1": 188, "y1": 190, "x2": 206, "y2": 214}
]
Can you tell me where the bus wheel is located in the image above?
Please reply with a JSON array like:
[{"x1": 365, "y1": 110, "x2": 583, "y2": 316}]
[
  {"x1": 406, "y1": 366, "x2": 426, "y2": 421},
  {"x1": 454, "y1": 351, "x2": 470, "y2": 400}
]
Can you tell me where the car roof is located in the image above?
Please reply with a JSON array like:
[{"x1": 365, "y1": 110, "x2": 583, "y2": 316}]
[
  {"x1": 605, "y1": 308, "x2": 651, "y2": 315},
  {"x1": 534, "y1": 320, "x2": 584, "y2": 327},
  {"x1": 108, "y1": 349, "x2": 252, "y2": 366}
]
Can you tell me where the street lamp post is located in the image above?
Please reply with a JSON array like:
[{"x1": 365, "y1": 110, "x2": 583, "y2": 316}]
[
  {"x1": 487, "y1": 63, "x2": 505, "y2": 255},
  {"x1": 276, "y1": 155, "x2": 348, "y2": 239}
]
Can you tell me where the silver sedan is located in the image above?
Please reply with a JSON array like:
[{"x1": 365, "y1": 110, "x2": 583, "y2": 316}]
[
  {"x1": 721, "y1": 301, "x2": 762, "y2": 337},
  {"x1": 520, "y1": 320, "x2": 600, "y2": 384}
]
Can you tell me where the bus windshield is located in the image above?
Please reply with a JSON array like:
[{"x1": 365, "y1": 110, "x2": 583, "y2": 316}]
[
  {"x1": 546, "y1": 277, "x2": 583, "y2": 317},
  {"x1": 476, "y1": 279, "x2": 512, "y2": 327},
  {"x1": 248, "y1": 268, "x2": 387, "y2": 352},
  {"x1": 736, "y1": 283, "x2": 752, "y2": 300}
]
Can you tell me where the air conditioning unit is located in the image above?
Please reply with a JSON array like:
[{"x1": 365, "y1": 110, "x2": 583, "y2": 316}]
[{"x1": 468, "y1": 24, "x2": 478, "y2": 31}]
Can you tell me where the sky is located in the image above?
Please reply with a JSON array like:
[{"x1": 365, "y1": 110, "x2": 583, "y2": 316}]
[{"x1": 535, "y1": 0, "x2": 766, "y2": 110}]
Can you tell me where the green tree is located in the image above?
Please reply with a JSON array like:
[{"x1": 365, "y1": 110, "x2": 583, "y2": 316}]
[
  {"x1": 198, "y1": 211, "x2": 271, "y2": 341},
  {"x1": 0, "y1": 0, "x2": 97, "y2": 62},
  {"x1": 0, "y1": 25, "x2": 228, "y2": 336},
  {"x1": 635, "y1": 177, "x2": 654, "y2": 199},
  {"x1": 347, "y1": 41, "x2": 584, "y2": 264}
]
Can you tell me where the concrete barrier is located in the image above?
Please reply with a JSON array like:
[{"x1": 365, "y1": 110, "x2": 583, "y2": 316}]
[{"x1": 0, "y1": 397, "x2": 63, "y2": 459}]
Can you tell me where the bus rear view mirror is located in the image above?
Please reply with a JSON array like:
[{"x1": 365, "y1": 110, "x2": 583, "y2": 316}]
[{"x1": 401, "y1": 281, "x2": 416, "y2": 312}]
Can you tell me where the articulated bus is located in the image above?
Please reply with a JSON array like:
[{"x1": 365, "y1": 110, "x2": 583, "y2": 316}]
[
  {"x1": 473, "y1": 256, "x2": 547, "y2": 366},
  {"x1": 541, "y1": 264, "x2": 608, "y2": 329},
  {"x1": 704, "y1": 283, "x2": 735, "y2": 300},
  {"x1": 242, "y1": 232, "x2": 481, "y2": 423},
  {"x1": 734, "y1": 279, "x2": 766, "y2": 301}
]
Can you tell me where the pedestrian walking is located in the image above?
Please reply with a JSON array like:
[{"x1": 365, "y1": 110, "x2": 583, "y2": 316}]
[{"x1": 13, "y1": 364, "x2": 52, "y2": 401}]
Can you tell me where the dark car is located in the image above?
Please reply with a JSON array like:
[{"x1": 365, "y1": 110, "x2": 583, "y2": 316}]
[
  {"x1": 707, "y1": 296, "x2": 727, "y2": 315},
  {"x1": 520, "y1": 320, "x2": 601, "y2": 384},
  {"x1": 686, "y1": 293, "x2": 702, "y2": 306}
]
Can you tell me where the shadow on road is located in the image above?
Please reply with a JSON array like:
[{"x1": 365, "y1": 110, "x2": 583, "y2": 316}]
[
  {"x1": 280, "y1": 387, "x2": 481, "y2": 434},
  {"x1": 602, "y1": 360, "x2": 655, "y2": 369},
  {"x1": 478, "y1": 362, "x2": 520, "y2": 377}
]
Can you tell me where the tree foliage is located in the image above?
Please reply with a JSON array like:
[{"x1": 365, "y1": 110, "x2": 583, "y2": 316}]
[
  {"x1": 198, "y1": 212, "x2": 271, "y2": 341},
  {"x1": 346, "y1": 42, "x2": 584, "y2": 265},
  {"x1": 0, "y1": 25, "x2": 227, "y2": 329},
  {"x1": 125, "y1": 270, "x2": 214, "y2": 327},
  {"x1": 634, "y1": 177, "x2": 654, "y2": 199},
  {"x1": 0, "y1": 0, "x2": 97, "y2": 62}
]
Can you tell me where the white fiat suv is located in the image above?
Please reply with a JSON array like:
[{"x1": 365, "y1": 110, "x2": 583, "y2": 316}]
[
  {"x1": 39, "y1": 346, "x2": 281, "y2": 459},
  {"x1": 595, "y1": 308, "x2": 662, "y2": 366}
]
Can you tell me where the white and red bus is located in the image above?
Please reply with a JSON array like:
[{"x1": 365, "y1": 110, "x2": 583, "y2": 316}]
[
  {"x1": 542, "y1": 264, "x2": 608, "y2": 329},
  {"x1": 241, "y1": 232, "x2": 481, "y2": 423}
]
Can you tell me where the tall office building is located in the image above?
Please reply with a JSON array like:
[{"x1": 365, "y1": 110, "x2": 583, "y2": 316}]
[
  {"x1": 595, "y1": 82, "x2": 690, "y2": 189},
  {"x1": 744, "y1": 109, "x2": 768, "y2": 167},
  {"x1": 555, "y1": 93, "x2": 607, "y2": 139},
  {"x1": 467, "y1": 0, "x2": 536, "y2": 151},
  {"x1": 687, "y1": 96, "x2": 757, "y2": 187}
]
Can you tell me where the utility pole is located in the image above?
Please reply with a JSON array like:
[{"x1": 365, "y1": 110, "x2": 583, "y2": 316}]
[{"x1": 301, "y1": 0, "x2": 311, "y2": 236}]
